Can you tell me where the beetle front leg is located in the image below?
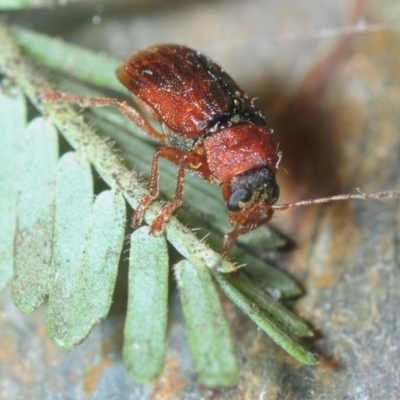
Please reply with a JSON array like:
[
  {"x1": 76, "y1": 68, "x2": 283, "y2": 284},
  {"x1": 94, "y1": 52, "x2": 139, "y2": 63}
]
[
  {"x1": 149, "y1": 161, "x2": 185, "y2": 235},
  {"x1": 132, "y1": 148, "x2": 164, "y2": 229},
  {"x1": 133, "y1": 146, "x2": 210, "y2": 234}
]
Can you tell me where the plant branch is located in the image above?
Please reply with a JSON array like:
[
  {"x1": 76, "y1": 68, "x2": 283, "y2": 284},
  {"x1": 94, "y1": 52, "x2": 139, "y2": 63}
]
[{"x1": 0, "y1": 22, "x2": 235, "y2": 273}]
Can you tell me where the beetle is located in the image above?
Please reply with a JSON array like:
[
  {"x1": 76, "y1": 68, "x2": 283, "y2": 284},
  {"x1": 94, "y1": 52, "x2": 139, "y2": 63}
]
[{"x1": 42, "y1": 44, "x2": 400, "y2": 255}]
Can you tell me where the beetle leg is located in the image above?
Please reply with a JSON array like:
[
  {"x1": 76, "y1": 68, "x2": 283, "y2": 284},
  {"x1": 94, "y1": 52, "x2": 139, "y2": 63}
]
[
  {"x1": 132, "y1": 148, "x2": 164, "y2": 228},
  {"x1": 41, "y1": 90, "x2": 166, "y2": 142},
  {"x1": 149, "y1": 161, "x2": 186, "y2": 235},
  {"x1": 133, "y1": 146, "x2": 209, "y2": 234}
]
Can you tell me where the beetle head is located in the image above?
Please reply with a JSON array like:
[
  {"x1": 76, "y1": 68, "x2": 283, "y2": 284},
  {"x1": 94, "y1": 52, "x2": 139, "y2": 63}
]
[{"x1": 223, "y1": 167, "x2": 279, "y2": 224}]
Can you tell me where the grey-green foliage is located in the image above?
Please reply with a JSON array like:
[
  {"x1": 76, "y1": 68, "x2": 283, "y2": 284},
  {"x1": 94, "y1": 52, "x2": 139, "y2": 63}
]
[
  {"x1": 12, "y1": 117, "x2": 58, "y2": 312},
  {"x1": 175, "y1": 260, "x2": 240, "y2": 387},
  {"x1": 0, "y1": 24, "x2": 318, "y2": 387},
  {"x1": 0, "y1": 89, "x2": 26, "y2": 291},
  {"x1": 124, "y1": 227, "x2": 169, "y2": 384}
]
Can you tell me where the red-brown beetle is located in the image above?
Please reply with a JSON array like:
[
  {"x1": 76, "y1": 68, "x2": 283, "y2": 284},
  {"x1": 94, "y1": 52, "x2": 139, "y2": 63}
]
[
  {"x1": 42, "y1": 44, "x2": 400, "y2": 254},
  {"x1": 117, "y1": 45, "x2": 280, "y2": 246}
]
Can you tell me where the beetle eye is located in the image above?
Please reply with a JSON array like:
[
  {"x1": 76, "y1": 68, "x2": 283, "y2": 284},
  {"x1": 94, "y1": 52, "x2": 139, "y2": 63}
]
[
  {"x1": 267, "y1": 180, "x2": 280, "y2": 204},
  {"x1": 227, "y1": 188, "x2": 252, "y2": 212}
]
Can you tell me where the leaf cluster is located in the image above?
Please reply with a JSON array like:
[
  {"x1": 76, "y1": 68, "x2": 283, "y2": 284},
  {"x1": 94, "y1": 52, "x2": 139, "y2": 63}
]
[{"x1": 0, "y1": 22, "x2": 318, "y2": 386}]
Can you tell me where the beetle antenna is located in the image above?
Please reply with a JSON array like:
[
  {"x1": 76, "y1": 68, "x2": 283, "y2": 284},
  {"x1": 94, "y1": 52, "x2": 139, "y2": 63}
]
[{"x1": 271, "y1": 190, "x2": 400, "y2": 211}]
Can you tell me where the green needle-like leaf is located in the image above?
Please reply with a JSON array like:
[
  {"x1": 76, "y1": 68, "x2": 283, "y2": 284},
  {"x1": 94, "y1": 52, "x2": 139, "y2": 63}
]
[
  {"x1": 213, "y1": 273, "x2": 319, "y2": 365},
  {"x1": 0, "y1": 88, "x2": 26, "y2": 292},
  {"x1": 123, "y1": 226, "x2": 169, "y2": 383},
  {"x1": 12, "y1": 27, "x2": 120, "y2": 91},
  {"x1": 175, "y1": 260, "x2": 240, "y2": 387},
  {"x1": 47, "y1": 152, "x2": 93, "y2": 348},
  {"x1": 218, "y1": 272, "x2": 313, "y2": 338},
  {"x1": 12, "y1": 117, "x2": 58, "y2": 312}
]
